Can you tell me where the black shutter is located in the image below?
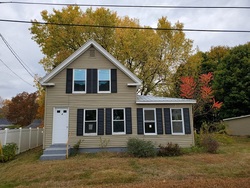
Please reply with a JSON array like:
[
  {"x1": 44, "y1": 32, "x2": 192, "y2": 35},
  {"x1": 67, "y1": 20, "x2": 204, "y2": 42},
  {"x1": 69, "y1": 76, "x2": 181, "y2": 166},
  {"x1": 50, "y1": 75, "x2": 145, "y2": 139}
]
[
  {"x1": 183, "y1": 108, "x2": 191, "y2": 134},
  {"x1": 106, "y1": 108, "x2": 112, "y2": 135},
  {"x1": 156, "y1": 108, "x2": 163, "y2": 134},
  {"x1": 87, "y1": 69, "x2": 97, "y2": 93},
  {"x1": 111, "y1": 69, "x2": 117, "y2": 93},
  {"x1": 92, "y1": 69, "x2": 97, "y2": 93},
  {"x1": 66, "y1": 69, "x2": 73, "y2": 93},
  {"x1": 98, "y1": 109, "x2": 104, "y2": 135},
  {"x1": 77, "y1": 109, "x2": 84, "y2": 136},
  {"x1": 137, "y1": 108, "x2": 143, "y2": 134},
  {"x1": 164, "y1": 108, "x2": 171, "y2": 134},
  {"x1": 125, "y1": 108, "x2": 132, "y2": 134}
]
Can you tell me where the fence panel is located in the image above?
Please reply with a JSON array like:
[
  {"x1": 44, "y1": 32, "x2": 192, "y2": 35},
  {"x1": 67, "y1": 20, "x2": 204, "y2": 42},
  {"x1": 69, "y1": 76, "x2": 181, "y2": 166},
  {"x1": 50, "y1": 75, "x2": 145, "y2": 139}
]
[{"x1": 0, "y1": 128, "x2": 43, "y2": 154}]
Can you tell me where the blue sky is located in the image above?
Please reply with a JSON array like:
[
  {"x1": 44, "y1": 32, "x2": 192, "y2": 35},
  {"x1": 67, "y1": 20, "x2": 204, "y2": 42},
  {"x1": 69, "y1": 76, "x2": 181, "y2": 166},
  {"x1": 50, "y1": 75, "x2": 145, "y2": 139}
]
[{"x1": 0, "y1": 0, "x2": 249, "y2": 99}]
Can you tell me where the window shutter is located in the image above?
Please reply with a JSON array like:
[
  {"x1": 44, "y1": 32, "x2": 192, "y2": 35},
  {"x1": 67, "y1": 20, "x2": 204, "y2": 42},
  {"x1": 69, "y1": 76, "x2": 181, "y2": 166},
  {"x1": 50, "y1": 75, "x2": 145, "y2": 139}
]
[
  {"x1": 98, "y1": 109, "x2": 104, "y2": 135},
  {"x1": 87, "y1": 69, "x2": 97, "y2": 93},
  {"x1": 183, "y1": 108, "x2": 191, "y2": 134},
  {"x1": 125, "y1": 108, "x2": 132, "y2": 134},
  {"x1": 111, "y1": 69, "x2": 117, "y2": 93},
  {"x1": 156, "y1": 108, "x2": 163, "y2": 134},
  {"x1": 106, "y1": 108, "x2": 112, "y2": 135},
  {"x1": 164, "y1": 108, "x2": 171, "y2": 134},
  {"x1": 66, "y1": 69, "x2": 73, "y2": 93},
  {"x1": 137, "y1": 108, "x2": 143, "y2": 134},
  {"x1": 77, "y1": 109, "x2": 84, "y2": 136}
]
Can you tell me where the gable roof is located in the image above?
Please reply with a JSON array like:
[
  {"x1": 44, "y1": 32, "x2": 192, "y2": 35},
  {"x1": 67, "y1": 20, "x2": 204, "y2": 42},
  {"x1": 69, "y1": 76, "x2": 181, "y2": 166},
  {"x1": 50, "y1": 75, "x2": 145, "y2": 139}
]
[
  {"x1": 40, "y1": 40, "x2": 142, "y2": 86},
  {"x1": 136, "y1": 95, "x2": 196, "y2": 104}
]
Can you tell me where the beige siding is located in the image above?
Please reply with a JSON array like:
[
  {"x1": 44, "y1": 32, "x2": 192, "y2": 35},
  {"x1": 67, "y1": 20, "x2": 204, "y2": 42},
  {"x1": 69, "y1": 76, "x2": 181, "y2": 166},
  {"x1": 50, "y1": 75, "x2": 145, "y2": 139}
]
[
  {"x1": 44, "y1": 47, "x2": 195, "y2": 149},
  {"x1": 224, "y1": 116, "x2": 250, "y2": 136}
]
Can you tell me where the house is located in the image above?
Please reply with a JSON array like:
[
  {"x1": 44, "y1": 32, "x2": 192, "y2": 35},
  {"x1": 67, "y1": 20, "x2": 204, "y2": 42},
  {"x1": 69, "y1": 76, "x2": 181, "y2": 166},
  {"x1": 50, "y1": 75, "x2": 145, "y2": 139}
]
[
  {"x1": 223, "y1": 115, "x2": 250, "y2": 136},
  {"x1": 0, "y1": 118, "x2": 12, "y2": 130},
  {"x1": 40, "y1": 40, "x2": 196, "y2": 160}
]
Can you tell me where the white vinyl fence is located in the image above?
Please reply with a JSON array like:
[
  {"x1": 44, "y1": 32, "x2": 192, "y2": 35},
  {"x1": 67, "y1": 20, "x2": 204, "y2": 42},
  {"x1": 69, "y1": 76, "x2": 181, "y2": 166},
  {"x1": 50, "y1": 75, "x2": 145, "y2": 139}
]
[{"x1": 0, "y1": 128, "x2": 43, "y2": 154}]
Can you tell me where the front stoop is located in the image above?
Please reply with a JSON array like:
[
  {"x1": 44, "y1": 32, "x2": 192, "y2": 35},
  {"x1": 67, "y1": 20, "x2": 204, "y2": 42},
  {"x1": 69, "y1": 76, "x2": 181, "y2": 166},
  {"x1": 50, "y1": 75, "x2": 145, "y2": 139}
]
[{"x1": 40, "y1": 144, "x2": 70, "y2": 161}]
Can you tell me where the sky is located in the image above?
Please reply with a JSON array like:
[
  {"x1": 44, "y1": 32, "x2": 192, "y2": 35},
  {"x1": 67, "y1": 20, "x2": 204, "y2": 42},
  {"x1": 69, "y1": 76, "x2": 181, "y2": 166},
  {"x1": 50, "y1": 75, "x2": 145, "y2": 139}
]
[{"x1": 0, "y1": 0, "x2": 249, "y2": 99}]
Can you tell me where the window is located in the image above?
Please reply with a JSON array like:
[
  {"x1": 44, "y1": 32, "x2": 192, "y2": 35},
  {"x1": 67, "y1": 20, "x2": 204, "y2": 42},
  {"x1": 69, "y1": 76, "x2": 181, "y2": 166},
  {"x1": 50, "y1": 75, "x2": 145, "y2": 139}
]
[
  {"x1": 143, "y1": 109, "x2": 156, "y2": 135},
  {"x1": 73, "y1": 69, "x2": 86, "y2": 92},
  {"x1": 84, "y1": 109, "x2": 97, "y2": 135},
  {"x1": 112, "y1": 109, "x2": 125, "y2": 134},
  {"x1": 98, "y1": 69, "x2": 110, "y2": 92},
  {"x1": 171, "y1": 109, "x2": 184, "y2": 135}
]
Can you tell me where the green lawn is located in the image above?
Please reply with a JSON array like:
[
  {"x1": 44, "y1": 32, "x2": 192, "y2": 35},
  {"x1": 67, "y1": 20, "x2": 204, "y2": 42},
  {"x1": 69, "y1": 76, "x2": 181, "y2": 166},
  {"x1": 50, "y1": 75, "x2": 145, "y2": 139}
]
[{"x1": 0, "y1": 136, "x2": 250, "y2": 188}]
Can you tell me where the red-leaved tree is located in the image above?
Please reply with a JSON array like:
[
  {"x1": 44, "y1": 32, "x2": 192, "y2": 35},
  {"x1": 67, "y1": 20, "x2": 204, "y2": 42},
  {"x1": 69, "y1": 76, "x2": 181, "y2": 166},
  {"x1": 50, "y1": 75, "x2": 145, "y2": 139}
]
[{"x1": 180, "y1": 72, "x2": 222, "y2": 129}]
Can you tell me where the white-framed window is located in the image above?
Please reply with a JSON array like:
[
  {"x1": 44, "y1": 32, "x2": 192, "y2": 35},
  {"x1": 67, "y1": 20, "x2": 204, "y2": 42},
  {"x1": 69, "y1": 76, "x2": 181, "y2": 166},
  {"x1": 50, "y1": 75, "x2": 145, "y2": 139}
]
[
  {"x1": 98, "y1": 69, "x2": 111, "y2": 93},
  {"x1": 73, "y1": 69, "x2": 86, "y2": 93},
  {"x1": 112, "y1": 108, "x2": 125, "y2": 134},
  {"x1": 143, "y1": 108, "x2": 157, "y2": 135},
  {"x1": 84, "y1": 109, "x2": 97, "y2": 135},
  {"x1": 171, "y1": 108, "x2": 185, "y2": 135}
]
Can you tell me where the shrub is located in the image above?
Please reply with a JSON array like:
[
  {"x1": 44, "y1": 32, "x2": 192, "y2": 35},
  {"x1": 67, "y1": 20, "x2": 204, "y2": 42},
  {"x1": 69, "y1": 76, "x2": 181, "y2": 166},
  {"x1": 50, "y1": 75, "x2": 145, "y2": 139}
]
[
  {"x1": 0, "y1": 143, "x2": 18, "y2": 162},
  {"x1": 200, "y1": 135, "x2": 219, "y2": 153},
  {"x1": 158, "y1": 142, "x2": 182, "y2": 157},
  {"x1": 127, "y1": 138, "x2": 156, "y2": 158}
]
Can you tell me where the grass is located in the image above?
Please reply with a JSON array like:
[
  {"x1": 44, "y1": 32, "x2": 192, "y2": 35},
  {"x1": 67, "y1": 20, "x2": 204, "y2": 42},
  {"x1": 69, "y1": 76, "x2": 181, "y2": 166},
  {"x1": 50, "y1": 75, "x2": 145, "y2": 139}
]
[{"x1": 0, "y1": 136, "x2": 250, "y2": 188}]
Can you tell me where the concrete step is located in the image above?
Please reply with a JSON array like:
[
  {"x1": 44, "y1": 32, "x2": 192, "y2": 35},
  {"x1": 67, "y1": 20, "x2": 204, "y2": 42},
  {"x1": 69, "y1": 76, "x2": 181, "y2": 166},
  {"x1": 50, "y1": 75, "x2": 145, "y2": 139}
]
[
  {"x1": 40, "y1": 154, "x2": 67, "y2": 161},
  {"x1": 40, "y1": 144, "x2": 70, "y2": 161}
]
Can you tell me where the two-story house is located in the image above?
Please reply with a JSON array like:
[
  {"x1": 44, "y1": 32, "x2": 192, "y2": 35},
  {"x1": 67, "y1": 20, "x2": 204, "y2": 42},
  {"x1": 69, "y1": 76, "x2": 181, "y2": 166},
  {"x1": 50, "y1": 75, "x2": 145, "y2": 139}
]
[{"x1": 40, "y1": 40, "x2": 196, "y2": 160}]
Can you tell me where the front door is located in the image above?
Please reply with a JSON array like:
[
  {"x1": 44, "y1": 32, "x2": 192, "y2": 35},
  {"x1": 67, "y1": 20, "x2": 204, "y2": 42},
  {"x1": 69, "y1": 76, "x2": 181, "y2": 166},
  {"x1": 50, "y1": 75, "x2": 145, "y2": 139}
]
[{"x1": 52, "y1": 107, "x2": 69, "y2": 144}]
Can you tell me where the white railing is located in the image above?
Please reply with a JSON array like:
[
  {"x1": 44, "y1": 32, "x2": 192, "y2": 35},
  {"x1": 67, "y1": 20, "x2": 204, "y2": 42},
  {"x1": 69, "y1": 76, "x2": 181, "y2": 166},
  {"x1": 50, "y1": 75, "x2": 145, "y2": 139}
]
[{"x1": 0, "y1": 127, "x2": 43, "y2": 154}]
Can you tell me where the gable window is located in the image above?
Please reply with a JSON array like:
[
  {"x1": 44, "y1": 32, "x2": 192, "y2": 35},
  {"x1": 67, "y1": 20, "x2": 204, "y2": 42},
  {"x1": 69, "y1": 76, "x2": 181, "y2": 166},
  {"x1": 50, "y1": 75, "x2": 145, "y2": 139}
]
[
  {"x1": 73, "y1": 69, "x2": 86, "y2": 92},
  {"x1": 143, "y1": 109, "x2": 156, "y2": 135},
  {"x1": 84, "y1": 109, "x2": 97, "y2": 135},
  {"x1": 112, "y1": 109, "x2": 125, "y2": 134},
  {"x1": 171, "y1": 109, "x2": 184, "y2": 135},
  {"x1": 98, "y1": 69, "x2": 110, "y2": 92}
]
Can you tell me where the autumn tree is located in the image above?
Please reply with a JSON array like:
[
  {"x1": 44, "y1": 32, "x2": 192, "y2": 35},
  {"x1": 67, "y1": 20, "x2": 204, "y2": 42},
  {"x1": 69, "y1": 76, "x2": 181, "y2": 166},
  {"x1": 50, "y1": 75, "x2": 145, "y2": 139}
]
[
  {"x1": 180, "y1": 72, "x2": 222, "y2": 129},
  {"x1": 5, "y1": 92, "x2": 38, "y2": 127},
  {"x1": 30, "y1": 6, "x2": 193, "y2": 95}
]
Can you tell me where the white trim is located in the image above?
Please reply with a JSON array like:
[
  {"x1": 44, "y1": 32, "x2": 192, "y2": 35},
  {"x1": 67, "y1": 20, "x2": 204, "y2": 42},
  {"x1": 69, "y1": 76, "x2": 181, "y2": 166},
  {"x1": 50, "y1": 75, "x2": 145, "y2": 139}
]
[
  {"x1": 83, "y1": 109, "x2": 98, "y2": 136},
  {"x1": 40, "y1": 40, "x2": 142, "y2": 86},
  {"x1": 223, "y1": 114, "x2": 250, "y2": 121},
  {"x1": 143, "y1": 108, "x2": 157, "y2": 135},
  {"x1": 112, "y1": 108, "x2": 126, "y2": 135},
  {"x1": 136, "y1": 101, "x2": 196, "y2": 104},
  {"x1": 72, "y1": 69, "x2": 86, "y2": 93},
  {"x1": 41, "y1": 83, "x2": 55, "y2": 86},
  {"x1": 170, "y1": 108, "x2": 185, "y2": 135},
  {"x1": 127, "y1": 83, "x2": 141, "y2": 86},
  {"x1": 98, "y1": 69, "x2": 111, "y2": 93}
]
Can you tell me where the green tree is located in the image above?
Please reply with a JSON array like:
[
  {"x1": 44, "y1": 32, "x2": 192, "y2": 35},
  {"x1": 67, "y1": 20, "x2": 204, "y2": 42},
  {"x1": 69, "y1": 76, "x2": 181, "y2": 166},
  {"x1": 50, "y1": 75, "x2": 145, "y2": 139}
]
[
  {"x1": 214, "y1": 42, "x2": 250, "y2": 118},
  {"x1": 6, "y1": 92, "x2": 38, "y2": 127}
]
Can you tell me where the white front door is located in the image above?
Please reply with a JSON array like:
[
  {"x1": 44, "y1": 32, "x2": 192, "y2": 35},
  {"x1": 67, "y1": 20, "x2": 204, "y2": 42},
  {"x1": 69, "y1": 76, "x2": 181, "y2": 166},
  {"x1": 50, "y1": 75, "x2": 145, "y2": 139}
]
[{"x1": 52, "y1": 107, "x2": 69, "y2": 144}]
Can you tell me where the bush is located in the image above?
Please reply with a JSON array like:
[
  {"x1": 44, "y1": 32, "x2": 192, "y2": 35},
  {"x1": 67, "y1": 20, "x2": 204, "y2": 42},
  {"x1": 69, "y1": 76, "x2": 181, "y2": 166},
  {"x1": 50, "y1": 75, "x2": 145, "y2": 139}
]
[
  {"x1": 158, "y1": 142, "x2": 182, "y2": 157},
  {"x1": 127, "y1": 138, "x2": 156, "y2": 158},
  {"x1": 200, "y1": 135, "x2": 219, "y2": 153},
  {"x1": 0, "y1": 143, "x2": 18, "y2": 162}
]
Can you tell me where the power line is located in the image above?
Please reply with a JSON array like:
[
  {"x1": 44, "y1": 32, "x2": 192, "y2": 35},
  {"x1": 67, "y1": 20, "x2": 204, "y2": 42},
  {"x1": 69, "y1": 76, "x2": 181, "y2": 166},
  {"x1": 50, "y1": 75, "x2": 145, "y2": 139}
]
[
  {"x1": 0, "y1": 33, "x2": 35, "y2": 78},
  {"x1": 0, "y1": 19, "x2": 250, "y2": 33},
  {"x1": 0, "y1": 59, "x2": 33, "y2": 86},
  {"x1": 0, "y1": 1, "x2": 249, "y2": 9}
]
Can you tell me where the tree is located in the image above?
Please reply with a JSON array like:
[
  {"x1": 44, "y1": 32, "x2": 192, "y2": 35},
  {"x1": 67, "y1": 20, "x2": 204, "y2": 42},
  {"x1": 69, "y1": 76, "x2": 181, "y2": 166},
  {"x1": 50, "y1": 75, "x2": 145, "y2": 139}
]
[
  {"x1": 214, "y1": 42, "x2": 250, "y2": 118},
  {"x1": 30, "y1": 6, "x2": 193, "y2": 95},
  {"x1": 5, "y1": 92, "x2": 38, "y2": 127},
  {"x1": 180, "y1": 72, "x2": 222, "y2": 129}
]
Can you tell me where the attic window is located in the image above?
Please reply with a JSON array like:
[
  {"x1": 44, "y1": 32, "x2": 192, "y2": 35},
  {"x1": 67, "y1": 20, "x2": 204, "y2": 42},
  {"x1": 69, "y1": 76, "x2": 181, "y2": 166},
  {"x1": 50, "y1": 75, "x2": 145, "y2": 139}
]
[{"x1": 90, "y1": 49, "x2": 95, "y2": 57}]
